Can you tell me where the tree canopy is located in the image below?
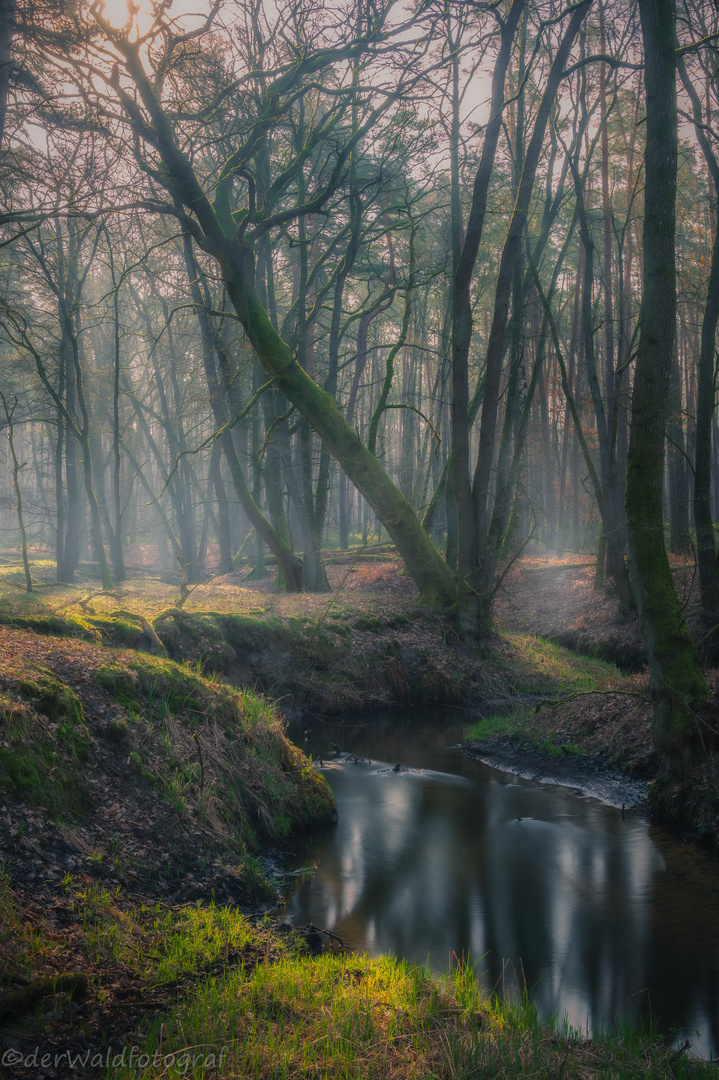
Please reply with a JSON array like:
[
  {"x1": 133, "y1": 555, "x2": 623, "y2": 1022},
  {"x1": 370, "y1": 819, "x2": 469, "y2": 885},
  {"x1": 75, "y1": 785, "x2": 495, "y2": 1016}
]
[{"x1": 2, "y1": 0, "x2": 719, "y2": 772}]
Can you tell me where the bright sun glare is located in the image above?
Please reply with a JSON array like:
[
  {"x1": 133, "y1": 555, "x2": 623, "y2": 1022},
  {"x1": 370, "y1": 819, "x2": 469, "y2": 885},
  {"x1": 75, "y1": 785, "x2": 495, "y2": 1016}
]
[{"x1": 96, "y1": 0, "x2": 152, "y2": 32}]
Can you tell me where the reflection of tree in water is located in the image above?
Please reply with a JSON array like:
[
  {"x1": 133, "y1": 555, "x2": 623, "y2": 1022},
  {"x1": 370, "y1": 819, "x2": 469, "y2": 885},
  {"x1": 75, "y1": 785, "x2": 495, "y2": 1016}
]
[
  {"x1": 643, "y1": 830, "x2": 719, "y2": 1055},
  {"x1": 285, "y1": 712, "x2": 719, "y2": 1055}
]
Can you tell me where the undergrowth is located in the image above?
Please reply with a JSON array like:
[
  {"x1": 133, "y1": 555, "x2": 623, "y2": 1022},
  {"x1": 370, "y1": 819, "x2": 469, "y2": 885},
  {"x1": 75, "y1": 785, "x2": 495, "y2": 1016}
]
[
  {"x1": 0, "y1": 643, "x2": 335, "y2": 858},
  {"x1": 145, "y1": 954, "x2": 712, "y2": 1080},
  {"x1": 465, "y1": 714, "x2": 588, "y2": 760},
  {"x1": 92, "y1": 653, "x2": 336, "y2": 848}
]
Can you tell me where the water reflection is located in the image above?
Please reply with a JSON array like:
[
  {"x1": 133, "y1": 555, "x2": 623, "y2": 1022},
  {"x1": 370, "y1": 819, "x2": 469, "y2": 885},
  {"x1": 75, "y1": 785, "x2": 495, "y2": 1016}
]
[{"x1": 284, "y1": 709, "x2": 719, "y2": 1057}]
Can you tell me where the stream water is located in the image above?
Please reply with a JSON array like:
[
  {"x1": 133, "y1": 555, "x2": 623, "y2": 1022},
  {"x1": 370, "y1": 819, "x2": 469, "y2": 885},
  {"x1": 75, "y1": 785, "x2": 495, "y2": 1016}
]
[{"x1": 283, "y1": 707, "x2": 719, "y2": 1058}]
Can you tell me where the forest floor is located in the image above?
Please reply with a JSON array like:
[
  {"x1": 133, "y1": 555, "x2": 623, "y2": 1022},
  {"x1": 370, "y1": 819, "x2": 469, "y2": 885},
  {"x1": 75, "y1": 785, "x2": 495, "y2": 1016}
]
[{"x1": 0, "y1": 547, "x2": 718, "y2": 1077}]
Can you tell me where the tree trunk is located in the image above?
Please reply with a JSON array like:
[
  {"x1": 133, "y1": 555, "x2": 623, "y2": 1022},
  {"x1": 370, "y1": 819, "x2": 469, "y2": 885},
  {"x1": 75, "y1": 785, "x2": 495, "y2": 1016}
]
[
  {"x1": 104, "y1": 29, "x2": 459, "y2": 608},
  {"x1": 450, "y1": 0, "x2": 525, "y2": 645},
  {"x1": 209, "y1": 441, "x2": 232, "y2": 575},
  {"x1": 571, "y1": 148, "x2": 633, "y2": 610},
  {"x1": 677, "y1": 56, "x2": 719, "y2": 613},
  {"x1": 179, "y1": 227, "x2": 304, "y2": 591},
  {"x1": 0, "y1": 0, "x2": 15, "y2": 154},
  {"x1": 106, "y1": 238, "x2": 126, "y2": 582},
  {"x1": 626, "y1": 0, "x2": 707, "y2": 776},
  {"x1": 1, "y1": 394, "x2": 31, "y2": 592},
  {"x1": 468, "y1": 0, "x2": 593, "y2": 645}
]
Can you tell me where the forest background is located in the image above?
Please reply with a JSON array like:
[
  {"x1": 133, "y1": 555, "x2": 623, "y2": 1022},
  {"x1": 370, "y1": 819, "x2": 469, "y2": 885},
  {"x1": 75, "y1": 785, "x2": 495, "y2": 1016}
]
[{"x1": 0, "y1": 0, "x2": 717, "y2": 781}]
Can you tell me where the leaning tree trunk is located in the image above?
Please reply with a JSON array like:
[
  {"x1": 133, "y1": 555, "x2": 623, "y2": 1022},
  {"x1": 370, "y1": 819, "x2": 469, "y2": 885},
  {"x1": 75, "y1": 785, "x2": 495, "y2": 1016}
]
[
  {"x1": 625, "y1": 0, "x2": 707, "y2": 777},
  {"x1": 105, "y1": 25, "x2": 457, "y2": 610}
]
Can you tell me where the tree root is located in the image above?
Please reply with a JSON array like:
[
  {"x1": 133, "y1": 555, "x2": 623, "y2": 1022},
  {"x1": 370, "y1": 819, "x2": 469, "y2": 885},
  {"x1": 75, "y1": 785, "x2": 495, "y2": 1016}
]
[{"x1": 107, "y1": 609, "x2": 168, "y2": 657}]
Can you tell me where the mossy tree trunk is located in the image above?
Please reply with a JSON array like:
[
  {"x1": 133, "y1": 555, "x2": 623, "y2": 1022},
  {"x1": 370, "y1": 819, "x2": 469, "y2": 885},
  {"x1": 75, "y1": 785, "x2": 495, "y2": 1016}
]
[
  {"x1": 626, "y1": 0, "x2": 708, "y2": 776},
  {"x1": 677, "y1": 56, "x2": 719, "y2": 617},
  {"x1": 97, "y1": 25, "x2": 457, "y2": 609},
  {"x1": 224, "y1": 267, "x2": 453, "y2": 603}
]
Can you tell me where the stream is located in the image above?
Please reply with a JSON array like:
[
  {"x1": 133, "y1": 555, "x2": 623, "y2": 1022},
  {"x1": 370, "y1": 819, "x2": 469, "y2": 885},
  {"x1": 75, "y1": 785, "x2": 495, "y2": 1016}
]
[{"x1": 283, "y1": 707, "x2": 719, "y2": 1058}]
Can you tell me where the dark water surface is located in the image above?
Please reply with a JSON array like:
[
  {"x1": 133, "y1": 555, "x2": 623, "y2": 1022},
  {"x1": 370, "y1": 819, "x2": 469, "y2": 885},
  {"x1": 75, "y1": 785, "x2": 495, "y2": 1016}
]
[{"x1": 283, "y1": 707, "x2": 719, "y2": 1057}]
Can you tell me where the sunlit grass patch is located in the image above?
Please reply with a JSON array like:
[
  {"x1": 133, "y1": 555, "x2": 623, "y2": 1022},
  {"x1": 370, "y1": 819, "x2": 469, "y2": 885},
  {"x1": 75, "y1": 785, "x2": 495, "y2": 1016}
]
[
  {"x1": 498, "y1": 632, "x2": 622, "y2": 696},
  {"x1": 71, "y1": 882, "x2": 258, "y2": 983},
  {"x1": 121, "y1": 947, "x2": 715, "y2": 1080},
  {"x1": 3, "y1": 875, "x2": 715, "y2": 1080},
  {"x1": 132, "y1": 952, "x2": 480, "y2": 1079}
]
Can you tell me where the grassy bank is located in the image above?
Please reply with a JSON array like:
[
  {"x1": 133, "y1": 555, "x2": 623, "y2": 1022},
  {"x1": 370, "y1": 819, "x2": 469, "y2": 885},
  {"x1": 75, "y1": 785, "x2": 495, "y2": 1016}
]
[
  {"x1": 464, "y1": 668, "x2": 719, "y2": 850},
  {"x1": 0, "y1": 624, "x2": 336, "y2": 909},
  {"x1": 1, "y1": 874, "x2": 713, "y2": 1079}
]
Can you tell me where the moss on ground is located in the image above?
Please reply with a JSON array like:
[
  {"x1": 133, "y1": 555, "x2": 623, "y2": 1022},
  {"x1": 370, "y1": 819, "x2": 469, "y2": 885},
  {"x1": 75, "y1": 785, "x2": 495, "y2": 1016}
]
[
  {"x1": 0, "y1": 631, "x2": 335, "y2": 881},
  {"x1": 0, "y1": 610, "x2": 99, "y2": 640},
  {"x1": 0, "y1": 670, "x2": 91, "y2": 816}
]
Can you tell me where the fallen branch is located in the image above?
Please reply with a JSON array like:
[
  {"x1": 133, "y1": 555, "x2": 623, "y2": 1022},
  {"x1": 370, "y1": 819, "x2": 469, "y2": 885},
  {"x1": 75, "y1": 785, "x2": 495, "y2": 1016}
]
[
  {"x1": 59, "y1": 590, "x2": 122, "y2": 615},
  {"x1": 78, "y1": 590, "x2": 122, "y2": 613},
  {"x1": 294, "y1": 923, "x2": 346, "y2": 952},
  {"x1": 535, "y1": 688, "x2": 651, "y2": 711},
  {"x1": 152, "y1": 607, "x2": 186, "y2": 626}
]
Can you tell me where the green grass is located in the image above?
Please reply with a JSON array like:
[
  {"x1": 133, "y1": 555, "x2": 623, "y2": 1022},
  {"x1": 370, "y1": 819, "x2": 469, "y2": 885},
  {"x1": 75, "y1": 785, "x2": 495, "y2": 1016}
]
[
  {"x1": 122, "y1": 928, "x2": 714, "y2": 1080},
  {"x1": 92, "y1": 653, "x2": 336, "y2": 849},
  {"x1": 465, "y1": 714, "x2": 590, "y2": 761},
  {"x1": 0, "y1": 559, "x2": 56, "y2": 574},
  {"x1": 0, "y1": 637, "x2": 335, "y2": 851},
  {"x1": 72, "y1": 881, "x2": 257, "y2": 983},
  {"x1": 536, "y1": 737, "x2": 585, "y2": 759},
  {"x1": 498, "y1": 631, "x2": 622, "y2": 696},
  {"x1": 467, "y1": 636, "x2": 622, "y2": 755},
  {"x1": 465, "y1": 713, "x2": 522, "y2": 741}
]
